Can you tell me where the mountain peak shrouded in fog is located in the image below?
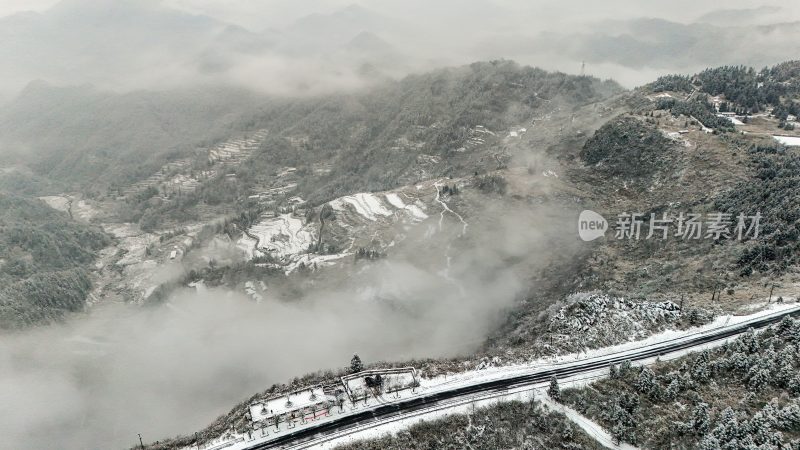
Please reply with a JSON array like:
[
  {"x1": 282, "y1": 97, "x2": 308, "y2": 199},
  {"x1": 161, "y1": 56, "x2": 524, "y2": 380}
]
[{"x1": 1, "y1": 0, "x2": 799, "y2": 100}]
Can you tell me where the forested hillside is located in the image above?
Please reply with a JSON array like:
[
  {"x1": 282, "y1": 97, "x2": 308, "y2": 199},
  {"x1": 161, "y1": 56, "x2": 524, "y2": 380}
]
[
  {"x1": 0, "y1": 193, "x2": 110, "y2": 329},
  {"x1": 561, "y1": 317, "x2": 800, "y2": 448},
  {"x1": 120, "y1": 61, "x2": 623, "y2": 230},
  {"x1": 0, "y1": 82, "x2": 267, "y2": 195}
]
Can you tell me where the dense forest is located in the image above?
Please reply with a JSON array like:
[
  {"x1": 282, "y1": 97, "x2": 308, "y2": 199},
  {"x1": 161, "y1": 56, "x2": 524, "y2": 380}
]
[
  {"x1": 0, "y1": 193, "x2": 110, "y2": 329},
  {"x1": 337, "y1": 399, "x2": 604, "y2": 450},
  {"x1": 649, "y1": 61, "x2": 800, "y2": 119},
  {"x1": 714, "y1": 146, "x2": 800, "y2": 276},
  {"x1": 581, "y1": 116, "x2": 676, "y2": 177},
  {"x1": 562, "y1": 317, "x2": 800, "y2": 448},
  {"x1": 655, "y1": 97, "x2": 736, "y2": 132}
]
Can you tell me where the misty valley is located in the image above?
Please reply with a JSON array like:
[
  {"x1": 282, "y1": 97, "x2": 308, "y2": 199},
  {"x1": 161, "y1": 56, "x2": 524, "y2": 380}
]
[{"x1": 2, "y1": 1, "x2": 800, "y2": 450}]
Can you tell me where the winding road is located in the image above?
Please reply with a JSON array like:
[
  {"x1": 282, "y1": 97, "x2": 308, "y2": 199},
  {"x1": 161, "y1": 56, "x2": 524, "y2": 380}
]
[{"x1": 242, "y1": 304, "x2": 800, "y2": 449}]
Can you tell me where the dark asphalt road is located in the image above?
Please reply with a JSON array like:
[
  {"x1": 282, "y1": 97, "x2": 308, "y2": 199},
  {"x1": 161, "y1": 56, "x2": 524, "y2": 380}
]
[{"x1": 246, "y1": 307, "x2": 800, "y2": 449}]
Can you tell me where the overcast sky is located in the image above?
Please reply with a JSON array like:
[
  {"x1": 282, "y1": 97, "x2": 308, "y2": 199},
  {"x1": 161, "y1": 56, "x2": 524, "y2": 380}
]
[
  {"x1": 1, "y1": 0, "x2": 794, "y2": 29},
  {"x1": 0, "y1": 0, "x2": 798, "y2": 99},
  {"x1": 0, "y1": 0, "x2": 57, "y2": 15}
]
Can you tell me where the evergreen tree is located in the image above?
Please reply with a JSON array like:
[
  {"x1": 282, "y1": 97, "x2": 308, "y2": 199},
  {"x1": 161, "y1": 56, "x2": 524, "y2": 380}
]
[
  {"x1": 635, "y1": 367, "x2": 656, "y2": 395},
  {"x1": 350, "y1": 354, "x2": 364, "y2": 373},
  {"x1": 665, "y1": 379, "x2": 681, "y2": 400},
  {"x1": 748, "y1": 366, "x2": 770, "y2": 392},
  {"x1": 788, "y1": 375, "x2": 800, "y2": 396},
  {"x1": 548, "y1": 376, "x2": 561, "y2": 401},
  {"x1": 779, "y1": 400, "x2": 800, "y2": 429},
  {"x1": 697, "y1": 435, "x2": 720, "y2": 450},
  {"x1": 691, "y1": 403, "x2": 711, "y2": 435},
  {"x1": 619, "y1": 359, "x2": 633, "y2": 377}
]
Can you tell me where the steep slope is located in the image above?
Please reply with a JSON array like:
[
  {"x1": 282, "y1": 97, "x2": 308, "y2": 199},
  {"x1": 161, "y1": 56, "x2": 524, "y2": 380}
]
[
  {"x1": 0, "y1": 82, "x2": 266, "y2": 195},
  {"x1": 0, "y1": 193, "x2": 111, "y2": 329}
]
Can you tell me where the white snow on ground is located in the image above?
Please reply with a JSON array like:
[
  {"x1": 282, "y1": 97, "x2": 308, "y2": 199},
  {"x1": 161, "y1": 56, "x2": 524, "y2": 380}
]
[
  {"x1": 717, "y1": 114, "x2": 744, "y2": 125},
  {"x1": 420, "y1": 300, "x2": 800, "y2": 393},
  {"x1": 38, "y1": 195, "x2": 70, "y2": 213},
  {"x1": 434, "y1": 181, "x2": 468, "y2": 235},
  {"x1": 331, "y1": 193, "x2": 393, "y2": 221},
  {"x1": 188, "y1": 280, "x2": 207, "y2": 294},
  {"x1": 403, "y1": 204, "x2": 428, "y2": 221},
  {"x1": 238, "y1": 214, "x2": 314, "y2": 260},
  {"x1": 199, "y1": 300, "x2": 800, "y2": 450},
  {"x1": 506, "y1": 127, "x2": 527, "y2": 139},
  {"x1": 538, "y1": 393, "x2": 639, "y2": 450},
  {"x1": 774, "y1": 135, "x2": 800, "y2": 146},
  {"x1": 690, "y1": 115, "x2": 714, "y2": 133},
  {"x1": 283, "y1": 253, "x2": 351, "y2": 274},
  {"x1": 236, "y1": 189, "x2": 430, "y2": 274},
  {"x1": 90, "y1": 222, "x2": 169, "y2": 302},
  {"x1": 250, "y1": 388, "x2": 330, "y2": 422},
  {"x1": 72, "y1": 199, "x2": 100, "y2": 221},
  {"x1": 237, "y1": 233, "x2": 259, "y2": 259},
  {"x1": 343, "y1": 370, "x2": 417, "y2": 400},
  {"x1": 384, "y1": 193, "x2": 429, "y2": 222},
  {"x1": 384, "y1": 193, "x2": 406, "y2": 209},
  {"x1": 236, "y1": 214, "x2": 351, "y2": 274}
]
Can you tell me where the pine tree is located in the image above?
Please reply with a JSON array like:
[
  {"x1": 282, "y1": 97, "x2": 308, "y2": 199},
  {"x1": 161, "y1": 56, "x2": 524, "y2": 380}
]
[
  {"x1": 788, "y1": 375, "x2": 800, "y2": 396},
  {"x1": 691, "y1": 402, "x2": 711, "y2": 435},
  {"x1": 620, "y1": 359, "x2": 633, "y2": 377},
  {"x1": 691, "y1": 351, "x2": 711, "y2": 382},
  {"x1": 635, "y1": 367, "x2": 656, "y2": 395},
  {"x1": 548, "y1": 376, "x2": 561, "y2": 401},
  {"x1": 711, "y1": 407, "x2": 739, "y2": 443},
  {"x1": 561, "y1": 422, "x2": 574, "y2": 441},
  {"x1": 748, "y1": 366, "x2": 770, "y2": 392},
  {"x1": 697, "y1": 435, "x2": 720, "y2": 450},
  {"x1": 775, "y1": 357, "x2": 795, "y2": 388},
  {"x1": 779, "y1": 400, "x2": 800, "y2": 429},
  {"x1": 350, "y1": 354, "x2": 363, "y2": 373},
  {"x1": 665, "y1": 379, "x2": 681, "y2": 400},
  {"x1": 609, "y1": 363, "x2": 619, "y2": 379}
]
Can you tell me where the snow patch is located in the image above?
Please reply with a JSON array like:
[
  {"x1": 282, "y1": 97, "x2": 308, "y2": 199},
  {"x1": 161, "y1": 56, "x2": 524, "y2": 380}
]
[
  {"x1": 384, "y1": 193, "x2": 406, "y2": 209},
  {"x1": 239, "y1": 214, "x2": 314, "y2": 260},
  {"x1": 331, "y1": 193, "x2": 393, "y2": 221},
  {"x1": 384, "y1": 193, "x2": 429, "y2": 222},
  {"x1": 774, "y1": 135, "x2": 800, "y2": 146},
  {"x1": 38, "y1": 195, "x2": 70, "y2": 213}
]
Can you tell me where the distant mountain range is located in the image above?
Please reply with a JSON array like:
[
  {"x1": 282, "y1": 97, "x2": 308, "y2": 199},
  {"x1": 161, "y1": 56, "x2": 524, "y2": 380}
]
[
  {"x1": 0, "y1": 1, "x2": 407, "y2": 99},
  {"x1": 1, "y1": 1, "x2": 799, "y2": 99}
]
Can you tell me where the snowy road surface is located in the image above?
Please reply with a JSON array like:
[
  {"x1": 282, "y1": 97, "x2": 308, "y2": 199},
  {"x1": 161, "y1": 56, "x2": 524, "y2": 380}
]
[{"x1": 199, "y1": 302, "x2": 800, "y2": 450}]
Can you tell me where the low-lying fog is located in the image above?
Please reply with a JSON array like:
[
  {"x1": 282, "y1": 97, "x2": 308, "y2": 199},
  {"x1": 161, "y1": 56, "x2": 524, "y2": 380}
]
[{"x1": 0, "y1": 202, "x2": 575, "y2": 449}]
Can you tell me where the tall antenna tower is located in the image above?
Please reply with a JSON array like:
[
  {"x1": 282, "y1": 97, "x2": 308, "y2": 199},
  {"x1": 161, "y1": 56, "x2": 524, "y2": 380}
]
[{"x1": 580, "y1": 61, "x2": 585, "y2": 77}]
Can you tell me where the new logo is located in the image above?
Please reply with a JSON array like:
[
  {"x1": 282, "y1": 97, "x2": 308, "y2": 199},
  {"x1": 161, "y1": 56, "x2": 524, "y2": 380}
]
[{"x1": 578, "y1": 210, "x2": 608, "y2": 241}]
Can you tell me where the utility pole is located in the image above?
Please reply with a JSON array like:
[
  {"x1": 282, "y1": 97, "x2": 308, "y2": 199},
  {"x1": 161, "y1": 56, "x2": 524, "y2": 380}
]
[
  {"x1": 580, "y1": 61, "x2": 585, "y2": 77},
  {"x1": 679, "y1": 295, "x2": 685, "y2": 314},
  {"x1": 768, "y1": 283, "x2": 775, "y2": 303}
]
